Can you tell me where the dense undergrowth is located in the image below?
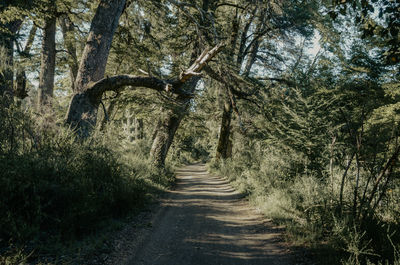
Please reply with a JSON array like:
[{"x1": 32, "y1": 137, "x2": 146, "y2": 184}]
[
  {"x1": 209, "y1": 145, "x2": 400, "y2": 265},
  {"x1": 0, "y1": 99, "x2": 174, "y2": 264}
]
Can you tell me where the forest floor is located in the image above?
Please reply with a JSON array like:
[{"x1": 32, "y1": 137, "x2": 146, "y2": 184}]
[{"x1": 96, "y1": 163, "x2": 302, "y2": 265}]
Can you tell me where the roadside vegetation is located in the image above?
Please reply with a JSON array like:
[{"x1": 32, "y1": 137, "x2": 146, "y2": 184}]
[
  {"x1": 207, "y1": 81, "x2": 400, "y2": 264},
  {"x1": 0, "y1": 99, "x2": 174, "y2": 264}
]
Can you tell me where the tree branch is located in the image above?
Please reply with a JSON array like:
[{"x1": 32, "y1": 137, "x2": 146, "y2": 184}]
[
  {"x1": 85, "y1": 43, "x2": 225, "y2": 102},
  {"x1": 203, "y1": 65, "x2": 254, "y2": 98},
  {"x1": 179, "y1": 42, "x2": 225, "y2": 83},
  {"x1": 86, "y1": 75, "x2": 172, "y2": 100}
]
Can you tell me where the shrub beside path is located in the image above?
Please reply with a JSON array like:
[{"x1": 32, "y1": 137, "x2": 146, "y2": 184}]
[{"x1": 105, "y1": 163, "x2": 295, "y2": 265}]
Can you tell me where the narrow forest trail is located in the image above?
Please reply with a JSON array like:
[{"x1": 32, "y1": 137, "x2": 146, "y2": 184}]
[{"x1": 109, "y1": 163, "x2": 294, "y2": 265}]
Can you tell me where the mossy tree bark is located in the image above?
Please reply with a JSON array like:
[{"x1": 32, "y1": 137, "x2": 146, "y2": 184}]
[
  {"x1": 60, "y1": 14, "x2": 79, "y2": 92},
  {"x1": 37, "y1": 15, "x2": 56, "y2": 108},
  {"x1": 15, "y1": 24, "x2": 36, "y2": 99},
  {"x1": 150, "y1": 77, "x2": 200, "y2": 168},
  {"x1": 0, "y1": 20, "x2": 22, "y2": 100},
  {"x1": 65, "y1": 0, "x2": 127, "y2": 137},
  {"x1": 216, "y1": 99, "x2": 233, "y2": 160}
]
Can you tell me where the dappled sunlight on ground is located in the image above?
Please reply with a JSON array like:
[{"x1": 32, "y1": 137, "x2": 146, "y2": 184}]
[{"x1": 126, "y1": 164, "x2": 292, "y2": 265}]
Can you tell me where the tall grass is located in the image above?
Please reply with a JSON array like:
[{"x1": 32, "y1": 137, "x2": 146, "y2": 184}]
[
  {"x1": 0, "y1": 99, "x2": 174, "y2": 262},
  {"x1": 209, "y1": 145, "x2": 400, "y2": 265}
]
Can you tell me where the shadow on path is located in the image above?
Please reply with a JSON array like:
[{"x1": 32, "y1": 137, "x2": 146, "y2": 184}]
[{"x1": 126, "y1": 164, "x2": 292, "y2": 265}]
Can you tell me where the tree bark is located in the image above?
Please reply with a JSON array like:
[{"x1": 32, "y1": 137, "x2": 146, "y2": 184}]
[
  {"x1": 0, "y1": 20, "x2": 22, "y2": 100},
  {"x1": 216, "y1": 99, "x2": 233, "y2": 159},
  {"x1": 65, "y1": 0, "x2": 127, "y2": 136},
  {"x1": 60, "y1": 14, "x2": 79, "y2": 91},
  {"x1": 149, "y1": 107, "x2": 186, "y2": 167},
  {"x1": 38, "y1": 16, "x2": 56, "y2": 108},
  {"x1": 149, "y1": 77, "x2": 200, "y2": 168},
  {"x1": 15, "y1": 24, "x2": 36, "y2": 99},
  {"x1": 74, "y1": 0, "x2": 127, "y2": 92}
]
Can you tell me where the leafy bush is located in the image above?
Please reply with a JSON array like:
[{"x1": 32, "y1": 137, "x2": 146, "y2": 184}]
[
  {"x1": 210, "y1": 143, "x2": 400, "y2": 265},
  {"x1": 0, "y1": 99, "x2": 172, "y2": 251}
]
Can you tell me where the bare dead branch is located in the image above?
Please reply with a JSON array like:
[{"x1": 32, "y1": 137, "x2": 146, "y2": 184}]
[
  {"x1": 179, "y1": 42, "x2": 225, "y2": 83},
  {"x1": 138, "y1": 68, "x2": 149, "y2": 75}
]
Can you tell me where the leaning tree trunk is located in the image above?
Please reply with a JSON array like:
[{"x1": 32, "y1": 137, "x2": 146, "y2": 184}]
[
  {"x1": 150, "y1": 77, "x2": 200, "y2": 168},
  {"x1": 216, "y1": 99, "x2": 233, "y2": 160},
  {"x1": 150, "y1": 107, "x2": 186, "y2": 168},
  {"x1": 66, "y1": 0, "x2": 127, "y2": 137},
  {"x1": 213, "y1": 15, "x2": 238, "y2": 160},
  {"x1": 37, "y1": 16, "x2": 56, "y2": 108},
  {"x1": 213, "y1": 7, "x2": 262, "y2": 160},
  {"x1": 149, "y1": 0, "x2": 218, "y2": 168}
]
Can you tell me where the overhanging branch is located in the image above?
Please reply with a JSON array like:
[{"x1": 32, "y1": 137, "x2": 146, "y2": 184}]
[
  {"x1": 87, "y1": 75, "x2": 171, "y2": 100},
  {"x1": 84, "y1": 43, "x2": 225, "y2": 102}
]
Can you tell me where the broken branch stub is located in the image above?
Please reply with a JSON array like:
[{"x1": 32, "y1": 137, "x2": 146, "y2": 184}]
[{"x1": 179, "y1": 43, "x2": 225, "y2": 83}]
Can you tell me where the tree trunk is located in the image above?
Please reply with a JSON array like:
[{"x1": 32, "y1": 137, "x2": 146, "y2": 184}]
[
  {"x1": 38, "y1": 16, "x2": 56, "y2": 108},
  {"x1": 74, "y1": 0, "x2": 126, "y2": 92},
  {"x1": 135, "y1": 118, "x2": 144, "y2": 140},
  {"x1": 150, "y1": 108, "x2": 186, "y2": 168},
  {"x1": 65, "y1": 0, "x2": 222, "y2": 139},
  {"x1": 66, "y1": 0, "x2": 127, "y2": 136},
  {"x1": 60, "y1": 14, "x2": 79, "y2": 91},
  {"x1": 148, "y1": 0, "x2": 220, "y2": 168},
  {"x1": 216, "y1": 99, "x2": 233, "y2": 160},
  {"x1": 213, "y1": 7, "x2": 263, "y2": 160},
  {"x1": 0, "y1": 20, "x2": 22, "y2": 100},
  {"x1": 214, "y1": 12, "x2": 240, "y2": 160},
  {"x1": 15, "y1": 24, "x2": 37, "y2": 99},
  {"x1": 150, "y1": 77, "x2": 200, "y2": 168}
]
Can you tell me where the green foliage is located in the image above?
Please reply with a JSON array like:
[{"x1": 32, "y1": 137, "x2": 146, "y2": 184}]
[
  {"x1": 211, "y1": 147, "x2": 400, "y2": 264},
  {"x1": 0, "y1": 98, "x2": 173, "y2": 262},
  {"x1": 207, "y1": 34, "x2": 400, "y2": 264},
  {"x1": 330, "y1": 0, "x2": 400, "y2": 64}
]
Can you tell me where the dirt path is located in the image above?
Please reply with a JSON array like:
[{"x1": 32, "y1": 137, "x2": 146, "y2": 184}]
[{"x1": 111, "y1": 163, "x2": 294, "y2": 265}]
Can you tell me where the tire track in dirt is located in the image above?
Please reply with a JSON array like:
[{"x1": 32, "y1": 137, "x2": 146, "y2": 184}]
[{"x1": 117, "y1": 163, "x2": 294, "y2": 265}]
